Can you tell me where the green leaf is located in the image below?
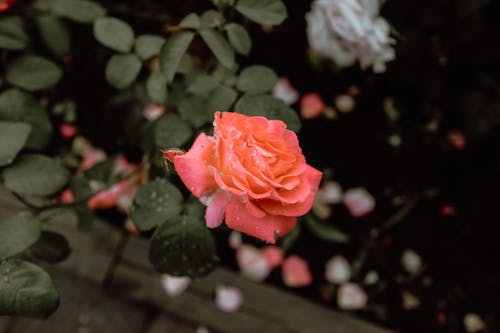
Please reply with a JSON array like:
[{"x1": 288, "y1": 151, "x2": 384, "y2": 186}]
[
  {"x1": 0, "y1": 17, "x2": 29, "y2": 50},
  {"x1": 93, "y1": 17, "x2": 134, "y2": 53},
  {"x1": 0, "y1": 89, "x2": 53, "y2": 150},
  {"x1": 146, "y1": 72, "x2": 168, "y2": 104},
  {"x1": 130, "y1": 179, "x2": 183, "y2": 232},
  {"x1": 2, "y1": 154, "x2": 69, "y2": 197},
  {"x1": 184, "y1": 196, "x2": 205, "y2": 219},
  {"x1": 83, "y1": 157, "x2": 115, "y2": 182},
  {"x1": 235, "y1": 0, "x2": 287, "y2": 25},
  {"x1": 211, "y1": 63, "x2": 238, "y2": 86},
  {"x1": 154, "y1": 113, "x2": 192, "y2": 148},
  {"x1": 0, "y1": 260, "x2": 59, "y2": 318},
  {"x1": 200, "y1": 10, "x2": 224, "y2": 28},
  {"x1": 6, "y1": 55, "x2": 62, "y2": 92},
  {"x1": 199, "y1": 29, "x2": 235, "y2": 69},
  {"x1": 234, "y1": 94, "x2": 301, "y2": 132},
  {"x1": 105, "y1": 54, "x2": 142, "y2": 89},
  {"x1": 225, "y1": 23, "x2": 251, "y2": 55},
  {"x1": 43, "y1": 0, "x2": 107, "y2": 24},
  {"x1": 177, "y1": 54, "x2": 197, "y2": 75},
  {"x1": 178, "y1": 13, "x2": 200, "y2": 29},
  {"x1": 69, "y1": 175, "x2": 92, "y2": 201},
  {"x1": 30, "y1": 231, "x2": 71, "y2": 264},
  {"x1": 236, "y1": 65, "x2": 278, "y2": 94},
  {"x1": 36, "y1": 14, "x2": 70, "y2": 56},
  {"x1": 149, "y1": 215, "x2": 218, "y2": 277},
  {"x1": 178, "y1": 95, "x2": 211, "y2": 128},
  {"x1": 207, "y1": 85, "x2": 238, "y2": 111},
  {"x1": 159, "y1": 32, "x2": 194, "y2": 82},
  {"x1": 187, "y1": 74, "x2": 219, "y2": 95},
  {"x1": 134, "y1": 34, "x2": 165, "y2": 61},
  {"x1": 0, "y1": 211, "x2": 41, "y2": 259},
  {"x1": 0, "y1": 122, "x2": 31, "y2": 167},
  {"x1": 304, "y1": 215, "x2": 350, "y2": 243}
]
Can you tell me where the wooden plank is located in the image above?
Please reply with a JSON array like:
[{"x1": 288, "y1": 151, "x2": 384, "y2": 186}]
[
  {"x1": 121, "y1": 237, "x2": 394, "y2": 333},
  {"x1": 147, "y1": 313, "x2": 196, "y2": 333},
  {"x1": 112, "y1": 264, "x2": 293, "y2": 333},
  {"x1": 8, "y1": 269, "x2": 149, "y2": 333},
  {"x1": 0, "y1": 317, "x2": 12, "y2": 333}
]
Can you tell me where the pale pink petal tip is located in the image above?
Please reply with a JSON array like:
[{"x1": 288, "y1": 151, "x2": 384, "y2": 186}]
[
  {"x1": 228, "y1": 231, "x2": 243, "y2": 249},
  {"x1": 215, "y1": 286, "x2": 243, "y2": 312},
  {"x1": 282, "y1": 255, "x2": 313, "y2": 288},
  {"x1": 205, "y1": 191, "x2": 232, "y2": 228},
  {"x1": 236, "y1": 245, "x2": 271, "y2": 282},
  {"x1": 161, "y1": 274, "x2": 191, "y2": 297},
  {"x1": 262, "y1": 246, "x2": 284, "y2": 269}
]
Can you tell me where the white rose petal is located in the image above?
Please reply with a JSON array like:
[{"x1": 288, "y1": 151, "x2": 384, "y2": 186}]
[
  {"x1": 161, "y1": 274, "x2": 191, "y2": 297},
  {"x1": 343, "y1": 187, "x2": 375, "y2": 217},
  {"x1": 272, "y1": 78, "x2": 299, "y2": 106},
  {"x1": 338, "y1": 283, "x2": 368, "y2": 310},
  {"x1": 236, "y1": 245, "x2": 271, "y2": 282},
  {"x1": 325, "y1": 255, "x2": 351, "y2": 284},
  {"x1": 215, "y1": 286, "x2": 243, "y2": 312}
]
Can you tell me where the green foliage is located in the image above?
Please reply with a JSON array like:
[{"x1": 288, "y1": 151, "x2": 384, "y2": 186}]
[
  {"x1": 130, "y1": 178, "x2": 183, "y2": 232},
  {"x1": 235, "y1": 94, "x2": 301, "y2": 132},
  {"x1": 0, "y1": 17, "x2": 29, "y2": 50},
  {"x1": 2, "y1": 154, "x2": 69, "y2": 197},
  {"x1": 0, "y1": 211, "x2": 41, "y2": 259},
  {"x1": 207, "y1": 85, "x2": 238, "y2": 111},
  {"x1": 200, "y1": 10, "x2": 225, "y2": 28},
  {"x1": 187, "y1": 74, "x2": 219, "y2": 95},
  {"x1": 178, "y1": 13, "x2": 200, "y2": 29},
  {"x1": 304, "y1": 215, "x2": 350, "y2": 244},
  {"x1": 200, "y1": 29, "x2": 235, "y2": 69},
  {"x1": 154, "y1": 113, "x2": 192, "y2": 148},
  {"x1": 236, "y1": 65, "x2": 278, "y2": 94},
  {"x1": 36, "y1": 14, "x2": 71, "y2": 56},
  {"x1": 35, "y1": 0, "x2": 107, "y2": 24},
  {"x1": 0, "y1": 122, "x2": 31, "y2": 167},
  {"x1": 0, "y1": 89, "x2": 53, "y2": 150},
  {"x1": 160, "y1": 32, "x2": 194, "y2": 82},
  {"x1": 30, "y1": 231, "x2": 71, "y2": 264},
  {"x1": 149, "y1": 215, "x2": 218, "y2": 277},
  {"x1": 235, "y1": 0, "x2": 287, "y2": 25},
  {"x1": 225, "y1": 23, "x2": 252, "y2": 55},
  {"x1": 146, "y1": 72, "x2": 168, "y2": 104},
  {"x1": 0, "y1": 260, "x2": 59, "y2": 318},
  {"x1": 105, "y1": 54, "x2": 142, "y2": 89},
  {"x1": 178, "y1": 95, "x2": 212, "y2": 127},
  {"x1": 6, "y1": 55, "x2": 62, "y2": 92},
  {"x1": 134, "y1": 34, "x2": 165, "y2": 61},
  {"x1": 93, "y1": 17, "x2": 135, "y2": 53}
]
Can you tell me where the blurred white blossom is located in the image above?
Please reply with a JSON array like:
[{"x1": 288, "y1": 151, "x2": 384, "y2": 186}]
[
  {"x1": 215, "y1": 286, "x2": 243, "y2": 312},
  {"x1": 338, "y1": 283, "x2": 368, "y2": 310},
  {"x1": 306, "y1": 0, "x2": 396, "y2": 73},
  {"x1": 464, "y1": 313, "x2": 486, "y2": 333},
  {"x1": 325, "y1": 255, "x2": 351, "y2": 284},
  {"x1": 273, "y1": 78, "x2": 299, "y2": 106},
  {"x1": 343, "y1": 187, "x2": 375, "y2": 217},
  {"x1": 401, "y1": 249, "x2": 422, "y2": 275},
  {"x1": 161, "y1": 274, "x2": 191, "y2": 297}
]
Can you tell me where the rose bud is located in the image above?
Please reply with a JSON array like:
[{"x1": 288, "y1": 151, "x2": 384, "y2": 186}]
[
  {"x1": 342, "y1": 187, "x2": 375, "y2": 218},
  {"x1": 161, "y1": 274, "x2": 191, "y2": 297},
  {"x1": 215, "y1": 286, "x2": 243, "y2": 312},
  {"x1": 300, "y1": 93, "x2": 326, "y2": 119},
  {"x1": 282, "y1": 255, "x2": 313, "y2": 288},
  {"x1": 337, "y1": 283, "x2": 367, "y2": 310},
  {"x1": 170, "y1": 112, "x2": 322, "y2": 244},
  {"x1": 272, "y1": 77, "x2": 299, "y2": 106}
]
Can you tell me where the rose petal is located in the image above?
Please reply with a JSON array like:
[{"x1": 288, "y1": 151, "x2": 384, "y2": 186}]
[
  {"x1": 174, "y1": 133, "x2": 218, "y2": 198},
  {"x1": 343, "y1": 187, "x2": 375, "y2": 217},
  {"x1": 236, "y1": 245, "x2": 271, "y2": 281},
  {"x1": 325, "y1": 255, "x2": 351, "y2": 284},
  {"x1": 260, "y1": 165, "x2": 323, "y2": 217},
  {"x1": 262, "y1": 246, "x2": 283, "y2": 269},
  {"x1": 205, "y1": 191, "x2": 232, "y2": 228},
  {"x1": 337, "y1": 283, "x2": 367, "y2": 310},
  {"x1": 282, "y1": 255, "x2": 313, "y2": 288},
  {"x1": 225, "y1": 197, "x2": 297, "y2": 244}
]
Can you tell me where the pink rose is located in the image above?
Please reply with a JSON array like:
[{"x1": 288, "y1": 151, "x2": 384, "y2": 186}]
[
  {"x1": 300, "y1": 93, "x2": 326, "y2": 119},
  {"x1": 171, "y1": 112, "x2": 322, "y2": 243}
]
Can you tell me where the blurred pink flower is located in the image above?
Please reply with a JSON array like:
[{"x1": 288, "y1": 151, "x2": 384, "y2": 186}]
[
  {"x1": 282, "y1": 255, "x2": 313, "y2": 288},
  {"x1": 317, "y1": 181, "x2": 343, "y2": 204},
  {"x1": 449, "y1": 131, "x2": 466, "y2": 150},
  {"x1": 59, "y1": 124, "x2": 78, "y2": 140},
  {"x1": 60, "y1": 189, "x2": 74, "y2": 204},
  {"x1": 215, "y1": 286, "x2": 243, "y2": 312},
  {"x1": 262, "y1": 246, "x2": 283, "y2": 269},
  {"x1": 300, "y1": 93, "x2": 326, "y2": 119},
  {"x1": 325, "y1": 255, "x2": 351, "y2": 284},
  {"x1": 228, "y1": 231, "x2": 242, "y2": 249},
  {"x1": 337, "y1": 283, "x2": 367, "y2": 310},
  {"x1": 273, "y1": 78, "x2": 299, "y2": 106},
  {"x1": 343, "y1": 187, "x2": 375, "y2": 217}
]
